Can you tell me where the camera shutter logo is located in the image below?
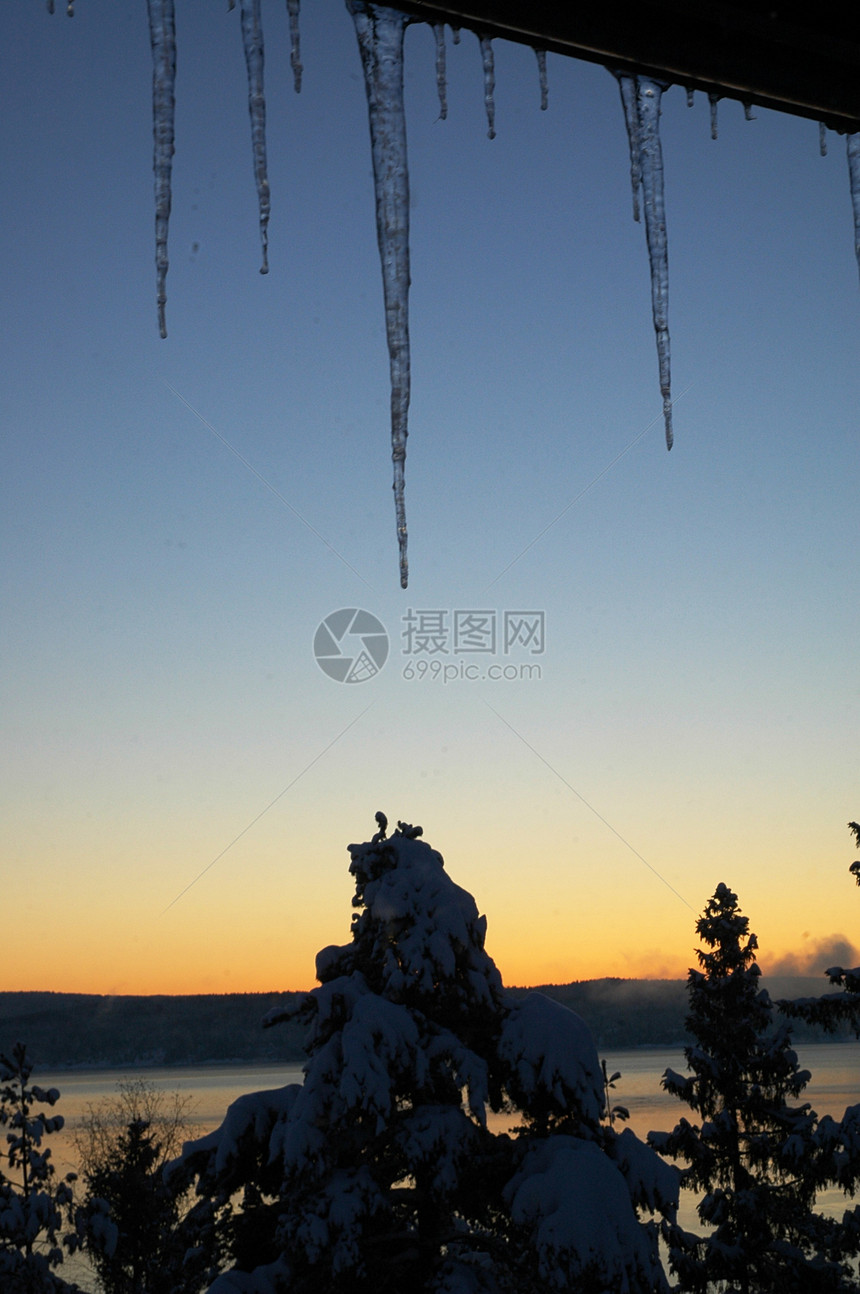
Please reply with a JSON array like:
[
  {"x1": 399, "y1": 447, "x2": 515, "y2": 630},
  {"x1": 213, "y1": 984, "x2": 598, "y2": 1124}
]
[{"x1": 313, "y1": 609, "x2": 389, "y2": 683}]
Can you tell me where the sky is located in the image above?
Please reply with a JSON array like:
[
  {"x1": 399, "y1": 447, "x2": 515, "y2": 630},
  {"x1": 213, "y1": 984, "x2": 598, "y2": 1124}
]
[{"x1": 2, "y1": 1, "x2": 859, "y2": 996}]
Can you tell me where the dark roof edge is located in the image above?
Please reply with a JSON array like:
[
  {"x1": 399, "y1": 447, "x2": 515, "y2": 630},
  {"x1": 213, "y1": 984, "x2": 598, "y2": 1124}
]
[{"x1": 397, "y1": 1, "x2": 860, "y2": 132}]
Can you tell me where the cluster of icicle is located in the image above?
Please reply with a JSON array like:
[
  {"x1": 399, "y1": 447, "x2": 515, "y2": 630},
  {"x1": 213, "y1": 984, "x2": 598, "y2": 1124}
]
[
  {"x1": 143, "y1": 0, "x2": 301, "y2": 342},
  {"x1": 53, "y1": 1, "x2": 860, "y2": 589}
]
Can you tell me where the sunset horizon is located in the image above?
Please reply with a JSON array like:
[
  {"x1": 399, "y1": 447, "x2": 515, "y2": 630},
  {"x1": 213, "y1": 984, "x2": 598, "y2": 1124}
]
[{"x1": 3, "y1": 4, "x2": 857, "y2": 1027}]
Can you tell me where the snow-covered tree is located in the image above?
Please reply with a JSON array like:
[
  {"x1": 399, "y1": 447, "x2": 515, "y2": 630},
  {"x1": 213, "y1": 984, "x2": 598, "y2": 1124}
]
[
  {"x1": 171, "y1": 816, "x2": 677, "y2": 1293},
  {"x1": 649, "y1": 883, "x2": 860, "y2": 1294},
  {"x1": 0, "y1": 1042, "x2": 79, "y2": 1294}
]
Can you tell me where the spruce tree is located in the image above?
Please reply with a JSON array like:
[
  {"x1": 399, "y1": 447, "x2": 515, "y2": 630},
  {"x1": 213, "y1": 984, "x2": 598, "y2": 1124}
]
[
  {"x1": 172, "y1": 816, "x2": 678, "y2": 1293},
  {"x1": 71, "y1": 1078, "x2": 218, "y2": 1294},
  {"x1": 649, "y1": 883, "x2": 859, "y2": 1294}
]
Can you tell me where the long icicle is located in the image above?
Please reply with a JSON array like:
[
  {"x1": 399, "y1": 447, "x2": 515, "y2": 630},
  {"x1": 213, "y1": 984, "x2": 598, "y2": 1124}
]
[
  {"x1": 348, "y1": 2, "x2": 412, "y2": 587},
  {"x1": 239, "y1": 0, "x2": 270, "y2": 274},
  {"x1": 636, "y1": 77, "x2": 674, "y2": 449},
  {"x1": 146, "y1": 0, "x2": 176, "y2": 339},
  {"x1": 614, "y1": 72, "x2": 673, "y2": 449},
  {"x1": 286, "y1": 0, "x2": 302, "y2": 93},
  {"x1": 848, "y1": 134, "x2": 860, "y2": 285}
]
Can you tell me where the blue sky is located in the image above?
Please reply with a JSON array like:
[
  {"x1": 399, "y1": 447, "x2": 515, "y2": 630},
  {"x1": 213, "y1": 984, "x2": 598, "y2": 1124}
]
[{"x1": 2, "y1": 1, "x2": 859, "y2": 993}]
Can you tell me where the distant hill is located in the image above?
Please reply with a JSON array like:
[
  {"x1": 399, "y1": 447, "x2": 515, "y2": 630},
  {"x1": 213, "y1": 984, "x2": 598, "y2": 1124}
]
[
  {"x1": 511, "y1": 976, "x2": 853, "y2": 1051},
  {"x1": 0, "y1": 991, "x2": 307, "y2": 1070},
  {"x1": 0, "y1": 977, "x2": 848, "y2": 1070},
  {"x1": 508, "y1": 979, "x2": 689, "y2": 1050}
]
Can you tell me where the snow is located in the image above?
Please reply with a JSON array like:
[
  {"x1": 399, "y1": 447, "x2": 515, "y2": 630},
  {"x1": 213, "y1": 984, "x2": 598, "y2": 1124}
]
[
  {"x1": 239, "y1": 0, "x2": 271, "y2": 276},
  {"x1": 426, "y1": 1026, "x2": 490, "y2": 1124},
  {"x1": 349, "y1": 832, "x2": 504, "y2": 1007},
  {"x1": 86, "y1": 1199, "x2": 119, "y2": 1257},
  {"x1": 269, "y1": 1034, "x2": 342, "y2": 1171},
  {"x1": 394, "y1": 1104, "x2": 482, "y2": 1193},
  {"x1": 307, "y1": 941, "x2": 354, "y2": 986},
  {"x1": 610, "y1": 1125, "x2": 679, "y2": 1217},
  {"x1": 206, "y1": 1258, "x2": 292, "y2": 1294},
  {"x1": 173, "y1": 1083, "x2": 301, "y2": 1186},
  {"x1": 168, "y1": 820, "x2": 680, "y2": 1291},
  {"x1": 283, "y1": 1165, "x2": 387, "y2": 1274},
  {"x1": 498, "y1": 991, "x2": 604, "y2": 1125},
  {"x1": 348, "y1": 2, "x2": 412, "y2": 587},
  {"x1": 432, "y1": 1255, "x2": 504, "y2": 1293},
  {"x1": 505, "y1": 1136, "x2": 666, "y2": 1291},
  {"x1": 306, "y1": 970, "x2": 368, "y2": 1034},
  {"x1": 145, "y1": 0, "x2": 176, "y2": 339},
  {"x1": 30, "y1": 1087, "x2": 60, "y2": 1106},
  {"x1": 339, "y1": 993, "x2": 424, "y2": 1127}
]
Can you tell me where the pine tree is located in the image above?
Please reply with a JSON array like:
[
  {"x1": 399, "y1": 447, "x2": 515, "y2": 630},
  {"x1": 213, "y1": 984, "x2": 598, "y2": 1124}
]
[
  {"x1": 649, "y1": 883, "x2": 859, "y2": 1294},
  {"x1": 172, "y1": 816, "x2": 678, "y2": 1293},
  {"x1": 0, "y1": 1042, "x2": 79, "y2": 1294}
]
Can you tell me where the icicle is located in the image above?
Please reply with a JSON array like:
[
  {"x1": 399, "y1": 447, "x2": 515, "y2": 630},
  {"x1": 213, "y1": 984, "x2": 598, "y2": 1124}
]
[
  {"x1": 819, "y1": 122, "x2": 828, "y2": 157},
  {"x1": 286, "y1": 0, "x2": 302, "y2": 93},
  {"x1": 685, "y1": 86, "x2": 694, "y2": 108},
  {"x1": 46, "y1": 1, "x2": 54, "y2": 12},
  {"x1": 478, "y1": 35, "x2": 496, "y2": 140},
  {"x1": 614, "y1": 72, "x2": 673, "y2": 449},
  {"x1": 451, "y1": 26, "x2": 461, "y2": 44},
  {"x1": 535, "y1": 48, "x2": 548, "y2": 111},
  {"x1": 848, "y1": 134, "x2": 860, "y2": 285},
  {"x1": 708, "y1": 92, "x2": 719, "y2": 140},
  {"x1": 637, "y1": 78, "x2": 674, "y2": 449},
  {"x1": 239, "y1": 0, "x2": 270, "y2": 274},
  {"x1": 66, "y1": 1, "x2": 74, "y2": 14},
  {"x1": 613, "y1": 72, "x2": 641, "y2": 224},
  {"x1": 743, "y1": 100, "x2": 755, "y2": 121},
  {"x1": 348, "y1": 2, "x2": 412, "y2": 587},
  {"x1": 433, "y1": 23, "x2": 448, "y2": 120},
  {"x1": 146, "y1": 0, "x2": 176, "y2": 340}
]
